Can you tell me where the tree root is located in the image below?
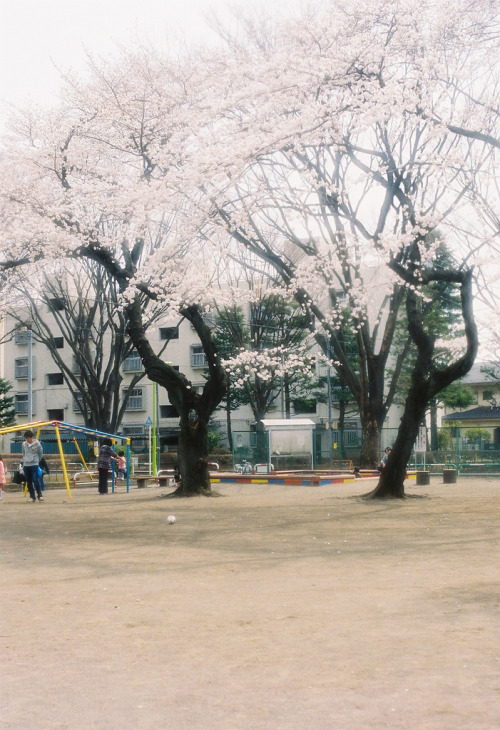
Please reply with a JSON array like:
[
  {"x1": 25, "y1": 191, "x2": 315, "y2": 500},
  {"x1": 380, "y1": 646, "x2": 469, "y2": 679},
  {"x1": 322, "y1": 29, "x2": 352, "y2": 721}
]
[{"x1": 158, "y1": 486, "x2": 218, "y2": 498}]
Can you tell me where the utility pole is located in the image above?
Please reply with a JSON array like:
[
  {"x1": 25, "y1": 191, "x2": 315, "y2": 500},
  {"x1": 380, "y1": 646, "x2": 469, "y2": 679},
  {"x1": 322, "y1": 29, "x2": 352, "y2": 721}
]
[
  {"x1": 27, "y1": 329, "x2": 33, "y2": 422},
  {"x1": 326, "y1": 340, "x2": 333, "y2": 470},
  {"x1": 280, "y1": 350, "x2": 285, "y2": 418},
  {"x1": 152, "y1": 382, "x2": 157, "y2": 475}
]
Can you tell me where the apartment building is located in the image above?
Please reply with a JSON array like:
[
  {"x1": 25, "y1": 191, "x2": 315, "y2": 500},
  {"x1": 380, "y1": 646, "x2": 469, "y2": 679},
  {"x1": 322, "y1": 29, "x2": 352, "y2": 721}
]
[
  {"x1": 0, "y1": 298, "x2": 404, "y2": 461},
  {"x1": 0, "y1": 306, "x2": 255, "y2": 455}
]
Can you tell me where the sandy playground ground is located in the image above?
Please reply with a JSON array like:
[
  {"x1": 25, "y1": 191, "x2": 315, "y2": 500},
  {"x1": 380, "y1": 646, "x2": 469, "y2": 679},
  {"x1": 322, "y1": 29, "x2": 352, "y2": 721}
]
[{"x1": 1, "y1": 475, "x2": 499, "y2": 730}]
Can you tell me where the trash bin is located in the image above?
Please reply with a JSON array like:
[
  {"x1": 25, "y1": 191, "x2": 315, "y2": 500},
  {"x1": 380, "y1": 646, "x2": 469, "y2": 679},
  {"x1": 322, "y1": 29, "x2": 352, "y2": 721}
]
[
  {"x1": 416, "y1": 470, "x2": 430, "y2": 485},
  {"x1": 443, "y1": 468, "x2": 457, "y2": 484}
]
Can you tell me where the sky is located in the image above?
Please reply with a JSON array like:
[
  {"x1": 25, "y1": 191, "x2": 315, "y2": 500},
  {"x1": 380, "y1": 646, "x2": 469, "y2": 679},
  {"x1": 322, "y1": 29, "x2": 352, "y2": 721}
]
[{"x1": 0, "y1": 0, "x2": 248, "y2": 126}]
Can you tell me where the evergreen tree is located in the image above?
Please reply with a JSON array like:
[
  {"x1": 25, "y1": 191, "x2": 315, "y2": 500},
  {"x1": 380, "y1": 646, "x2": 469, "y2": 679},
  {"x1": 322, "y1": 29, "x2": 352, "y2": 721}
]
[
  {"x1": 389, "y1": 239, "x2": 471, "y2": 450},
  {"x1": 212, "y1": 305, "x2": 249, "y2": 451},
  {"x1": 213, "y1": 293, "x2": 325, "y2": 441},
  {"x1": 0, "y1": 378, "x2": 16, "y2": 427}
]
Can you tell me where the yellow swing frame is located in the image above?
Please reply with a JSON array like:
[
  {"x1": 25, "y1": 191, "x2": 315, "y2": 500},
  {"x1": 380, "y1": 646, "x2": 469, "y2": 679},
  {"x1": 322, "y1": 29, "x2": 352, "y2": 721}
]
[{"x1": 0, "y1": 420, "x2": 131, "y2": 499}]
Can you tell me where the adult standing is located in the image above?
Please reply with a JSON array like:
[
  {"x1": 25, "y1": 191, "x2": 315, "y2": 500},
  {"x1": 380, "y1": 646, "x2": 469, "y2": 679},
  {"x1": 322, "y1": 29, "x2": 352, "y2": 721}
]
[
  {"x1": 97, "y1": 438, "x2": 115, "y2": 494},
  {"x1": 22, "y1": 430, "x2": 44, "y2": 502}
]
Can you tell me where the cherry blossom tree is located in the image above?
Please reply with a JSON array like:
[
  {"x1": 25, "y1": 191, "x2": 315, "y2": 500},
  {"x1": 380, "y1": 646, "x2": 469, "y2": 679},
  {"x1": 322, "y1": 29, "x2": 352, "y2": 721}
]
[
  {"x1": 214, "y1": 293, "x2": 321, "y2": 423},
  {"x1": 186, "y1": 0, "x2": 497, "y2": 495},
  {"x1": 0, "y1": 50, "x2": 228, "y2": 496},
  {"x1": 1, "y1": 0, "x2": 498, "y2": 501}
]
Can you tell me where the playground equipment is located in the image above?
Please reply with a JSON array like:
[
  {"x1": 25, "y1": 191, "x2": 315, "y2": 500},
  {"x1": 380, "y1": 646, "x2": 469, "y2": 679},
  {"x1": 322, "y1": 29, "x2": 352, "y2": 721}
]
[{"x1": 0, "y1": 420, "x2": 131, "y2": 499}]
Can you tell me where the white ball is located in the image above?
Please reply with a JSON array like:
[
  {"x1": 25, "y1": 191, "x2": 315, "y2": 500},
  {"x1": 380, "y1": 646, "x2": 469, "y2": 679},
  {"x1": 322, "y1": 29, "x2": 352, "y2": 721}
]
[{"x1": 167, "y1": 515, "x2": 176, "y2": 524}]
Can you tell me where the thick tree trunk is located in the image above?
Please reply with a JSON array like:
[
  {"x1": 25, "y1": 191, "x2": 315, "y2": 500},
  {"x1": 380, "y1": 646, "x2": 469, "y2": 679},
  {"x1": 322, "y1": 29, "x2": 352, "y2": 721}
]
[
  {"x1": 226, "y1": 391, "x2": 233, "y2": 453},
  {"x1": 125, "y1": 298, "x2": 226, "y2": 497},
  {"x1": 368, "y1": 266, "x2": 477, "y2": 499},
  {"x1": 175, "y1": 414, "x2": 211, "y2": 496},
  {"x1": 359, "y1": 416, "x2": 383, "y2": 468},
  {"x1": 367, "y1": 380, "x2": 429, "y2": 498}
]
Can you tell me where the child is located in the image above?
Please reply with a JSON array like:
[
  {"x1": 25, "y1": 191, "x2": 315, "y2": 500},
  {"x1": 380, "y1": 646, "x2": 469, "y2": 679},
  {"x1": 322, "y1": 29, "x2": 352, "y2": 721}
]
[
  {"x1": 0, "y1": 456, "x2": 5, "y2": 500},
  {"x1": 378, "y1": 447, "x2": 392, "y2": 472},
  {"x1": 116, "y1": 451, "x2": 127, "y2": 481},
  {"x1": 38, "y1": 456, "x2": 50, "y2": 491}
]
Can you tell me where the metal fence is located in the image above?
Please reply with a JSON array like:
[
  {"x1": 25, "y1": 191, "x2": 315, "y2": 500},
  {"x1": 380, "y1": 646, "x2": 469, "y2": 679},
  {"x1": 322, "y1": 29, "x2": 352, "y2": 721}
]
[{"x1": 231, "y1": 426, "x2": 500, "y2": 474}]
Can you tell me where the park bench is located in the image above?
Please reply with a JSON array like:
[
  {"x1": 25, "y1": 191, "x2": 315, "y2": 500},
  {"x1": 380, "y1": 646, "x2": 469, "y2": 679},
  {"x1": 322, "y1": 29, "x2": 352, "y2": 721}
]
[
  {"x1": 156, "y1": 470, "x2": 176, "y2": 488},
  {"x1": 135, "y1": 474, "x2": 155, "y2": 489}
]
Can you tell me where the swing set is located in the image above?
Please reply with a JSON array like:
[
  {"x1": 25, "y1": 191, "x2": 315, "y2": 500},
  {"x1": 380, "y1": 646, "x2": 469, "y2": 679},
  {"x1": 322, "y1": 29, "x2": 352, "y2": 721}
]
[{"x1": 0, "y1": 420, "x2": 131, "y2": 499}]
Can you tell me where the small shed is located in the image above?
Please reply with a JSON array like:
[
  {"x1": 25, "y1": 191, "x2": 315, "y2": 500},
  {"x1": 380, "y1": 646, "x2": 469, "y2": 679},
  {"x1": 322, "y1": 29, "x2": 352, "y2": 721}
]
[{"x1": 261, "y1": 418, "x2": 316, "y2": 471}]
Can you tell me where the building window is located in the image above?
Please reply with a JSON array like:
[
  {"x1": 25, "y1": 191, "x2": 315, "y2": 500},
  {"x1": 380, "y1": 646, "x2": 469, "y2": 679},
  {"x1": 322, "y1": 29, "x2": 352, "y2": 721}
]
[
  {"x1": 48, "y1": 408, "x2": 64, "y2": 421},
  {"x1": 15, "y1": 392, "x2": 36, "y2": 415},
  {"x1": 15, "y1": 356, "x2": 36, "y2": 379},
  {"x1": 122, "y1": 425, "x2": 145, "y2": 436},
  {"x1": 54, "y1": 337, "x2": 64, "y2": 349},
  {"x1": 15, "y1": 328, "x2": 33, "y2": 345},
  {"x1": 122, "y1": 425, "x2": 146, "y2": 450},
  {"x1": 122, "y1": 351, "x2": 144, "y2": 372},
  {"x1": 73, "y1": 396, "x2": 84, "y2": 413},
  {"x1": 48, "y1": 297, "x2": 65, "y2": 312},
  {"x1": 160, "y1": 405, "x2": 179, "y2": 418},
  {"x1": 125, "y1": 388, "x2": 143, "y2": 410},
  {"x1": 483, "y1": 390, "x2": 494, "y2": 401},
  {"x1": 160, "y1": 326, "x2": 179, "y2": 340},
  {"x1": 15, "y1": 393, "x2": 28, "y2": 414},
  {"x1": 190, "y1": 345, "x2": 208, "y2": 368},
  {"x1": 15, "y1": 358, "x2": 28, "y2": 379},
  {"x1": 47, "y1": 373, "x2": 64, "y2": 386},
  {"x1": 330, "y1": 290, "x2": 348, "y2": 308}
]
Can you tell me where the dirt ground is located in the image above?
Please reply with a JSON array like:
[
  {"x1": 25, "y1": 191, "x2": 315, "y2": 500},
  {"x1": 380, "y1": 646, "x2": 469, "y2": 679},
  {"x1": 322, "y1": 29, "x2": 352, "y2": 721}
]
[{"x1": 1, "y1": 476, "x2": 499, "y2": 730}]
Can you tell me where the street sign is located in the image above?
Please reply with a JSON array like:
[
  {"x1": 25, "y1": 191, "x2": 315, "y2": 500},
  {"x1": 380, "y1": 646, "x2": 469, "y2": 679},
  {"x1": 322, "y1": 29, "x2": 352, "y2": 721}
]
[
  {"x1": 415, "y1": 426, "x2": 427, "y2": 452},
  {"x1": 145, "y1": 416, "x2": 153, "y2": 427}
]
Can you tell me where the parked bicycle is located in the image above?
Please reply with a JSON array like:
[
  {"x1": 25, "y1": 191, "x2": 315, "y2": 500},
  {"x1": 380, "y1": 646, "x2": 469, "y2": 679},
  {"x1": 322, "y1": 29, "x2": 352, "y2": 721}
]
[{"x1": 234, "y1": 460, "x2": 253, "y2": 474}]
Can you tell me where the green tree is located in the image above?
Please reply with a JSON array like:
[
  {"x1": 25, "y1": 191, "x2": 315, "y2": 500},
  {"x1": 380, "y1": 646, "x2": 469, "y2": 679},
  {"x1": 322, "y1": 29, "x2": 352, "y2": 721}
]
[
  {"x1": 465, "y1": 427, "x2": 491, "y2": 445},
  {"x1": 0, "y1": 378, "x2": 16, "y2": 427},
  {"x1": 215, "y1": 294, "x2": 323, "y2": 434},
  {"x1": 389, "y1": 240, "x2": 473, "y2": 450},
  {"x1": 440, "y1": 383, "x2": 477, "y2": 411},
  {"x1": 212, "y1": 305, "x2": 249, "y2": 452}
]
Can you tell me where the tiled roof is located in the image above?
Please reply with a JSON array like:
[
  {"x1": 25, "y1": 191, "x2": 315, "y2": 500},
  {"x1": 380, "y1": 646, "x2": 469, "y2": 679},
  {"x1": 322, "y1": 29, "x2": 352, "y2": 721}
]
[{"x1": 443, "y1": 406, "x2": 500, "y2": 421}]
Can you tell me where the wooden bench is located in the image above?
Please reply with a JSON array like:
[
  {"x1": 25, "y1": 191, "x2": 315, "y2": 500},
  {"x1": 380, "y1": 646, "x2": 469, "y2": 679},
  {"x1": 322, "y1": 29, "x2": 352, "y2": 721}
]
[
  {"x1": 135, "y1": 475, "x2": 155, "y2": 489},
  {"x1": 157, "y1": 476, "x2": 174, "y2": 488}
]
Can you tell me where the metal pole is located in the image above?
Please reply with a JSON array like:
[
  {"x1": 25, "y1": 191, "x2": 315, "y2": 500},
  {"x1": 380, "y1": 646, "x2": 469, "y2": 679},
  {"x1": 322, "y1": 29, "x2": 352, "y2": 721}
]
[
  {"x1": 326, "y1": 340, "x2": 333, "y2": 470},
  {"x1": 152, "y1": 382, "x2": 157, "y2": 475},
  {"x1": 27, "y1": 329, "x2": 33, "y2": 422},
  {"x1": 156, "y1": 382, "x2": 160, "y2": 472},
  {"x1": 280, "y1": 351, "x2": 285, "y2": 418},
  {"x1": 148, "y1": 424, "x2": 152, "y2": 474},
  {"x1": 54, "y1": 423, "x2": 72, "y2": 499},
  {"x1": 126, "y1": 439, "x2": 130, "y2": 493}
]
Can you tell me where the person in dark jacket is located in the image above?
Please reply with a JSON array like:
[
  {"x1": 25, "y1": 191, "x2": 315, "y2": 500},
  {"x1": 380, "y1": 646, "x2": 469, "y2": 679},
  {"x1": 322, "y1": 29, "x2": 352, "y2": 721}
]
[
  {"x1": 378, "y1": 447, "x2": 392, "y2": 472},
  {"x1": 97, "y1": 438, "x2": 116, "y2": 494}
]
